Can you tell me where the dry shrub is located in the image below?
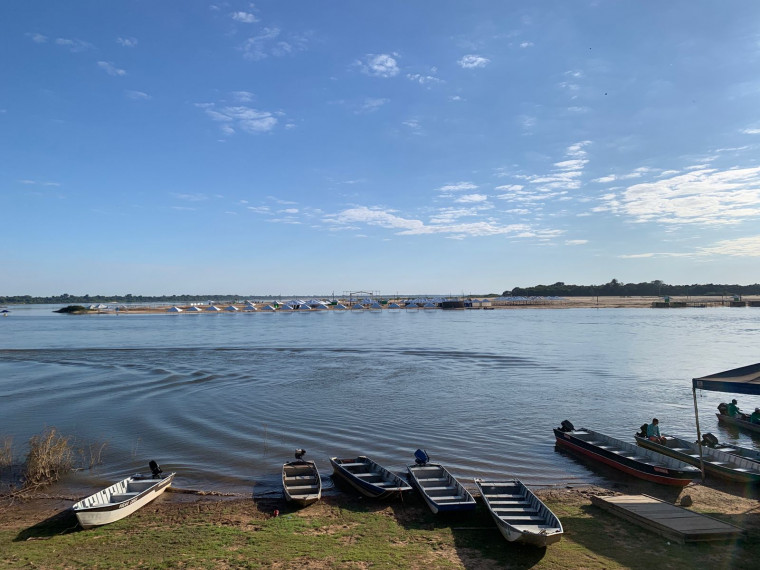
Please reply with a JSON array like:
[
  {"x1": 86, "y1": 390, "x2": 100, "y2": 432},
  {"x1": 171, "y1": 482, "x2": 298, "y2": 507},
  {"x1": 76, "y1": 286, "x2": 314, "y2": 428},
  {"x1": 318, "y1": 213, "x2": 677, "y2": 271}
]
[
  {"x1": 79, "y1": 440, "x2": 108, "y2": 469},
  {"x1": 24, "y1": 427, "x2": 73, "y2": 488},
  {"x1": 0, "y1": 436, "x2": 12, "y2": 470}
]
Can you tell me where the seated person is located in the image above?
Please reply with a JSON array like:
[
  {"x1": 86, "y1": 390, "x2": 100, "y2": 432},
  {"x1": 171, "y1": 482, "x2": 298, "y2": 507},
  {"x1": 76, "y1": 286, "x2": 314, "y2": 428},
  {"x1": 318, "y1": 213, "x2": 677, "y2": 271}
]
[
  {"x1": 647, "y1": 418, "x2": 666, "y2": 444},
  {"x1": 727, "y1": 399, "x2": 740, "y2": 417},
  {"x1": 751, "y1": 408, "x2": 760, "y2": 425}
]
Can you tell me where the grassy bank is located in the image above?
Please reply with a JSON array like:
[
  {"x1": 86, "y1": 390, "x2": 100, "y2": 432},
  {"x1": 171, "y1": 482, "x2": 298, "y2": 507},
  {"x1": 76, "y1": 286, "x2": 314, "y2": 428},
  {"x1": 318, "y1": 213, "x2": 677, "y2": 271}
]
[{"x1": 2, "y1": 482, "x2": 759, "y2": 569}]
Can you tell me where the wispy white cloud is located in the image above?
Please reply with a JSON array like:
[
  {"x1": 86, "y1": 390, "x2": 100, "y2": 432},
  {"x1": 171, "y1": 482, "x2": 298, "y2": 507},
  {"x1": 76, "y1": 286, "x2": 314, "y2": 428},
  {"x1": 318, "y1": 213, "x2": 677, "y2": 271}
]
[
  {"x1": 357, "y1": 54, "x2": 399, "y2": 77},
  {"x1": 173, "y1": 193, "x2": 209, "y2": 201},
  {"x1": 117, "y1": 36, "x2": 138, "y2": 47},
  {"x1": 402, "y1": 118, "x2": 423, "y2": 135},
  {"x1": 565, "y1": 239, "x2": 588, "y2": 245},
  {"x1": 27, "y1": 32, "x2": 47, "y2": 43},
  {"x1": 18, "y1": 179, "x2": 60, "y2": 187},
  {"x1": 455, "y1": 193, "x2": 489, "y2": 203},
  {"x1": 742, "y1": 128, "x2": 760, "y2": 135},
  {"x1": 231, "y1": 11, "x2": 258, "y2": 23},
  {"x1": 439, "y1": 182, "x2": 478, "y2": 193},
  {"x1": 232, "y1": 91, "x2": 255, "y2": 103},
  {"x1": 196, "y1": 102, "x2": 279, "y2": 134},
  {"x1": 407, "y1": 72, "x2": 443, "y2": 85},
  {"x1": 698, "y1": 235, "x2": 760, "y2": 256},
  {"x1": 126, "y1": 90, "x2": 151, "y2": 100},
  {"x1": 520, "y1": 41, "x2": 534, "y2": 48},
  {"x1": 97, "y1": 61, "x2": 126, "y2": 76},
  {"x1": 597, "y1": 166, "x2": 760, "y2": 225},
  {"x1": 356, "y1": 98, "x2": 389, "y2": 114},
  {"x1": 56, "y1": 38, "x2": 93, "y2": 52},
  {"x1": 457, "y1": 54, "x2": 490, "y2": 69},
  {"x1": 240, "y1": 28, "x2": 308, "y2": 61}
]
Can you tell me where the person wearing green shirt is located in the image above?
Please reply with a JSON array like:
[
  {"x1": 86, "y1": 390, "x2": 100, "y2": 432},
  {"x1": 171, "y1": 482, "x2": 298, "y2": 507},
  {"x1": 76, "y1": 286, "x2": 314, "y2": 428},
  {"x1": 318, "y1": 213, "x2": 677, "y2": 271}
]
[
  {"x1": 727, "y1": 399, "x2": 740, "y2": 417},
  {"x1": 646, "y1": 418, "x2": 666, "y2": 444},
  {"x1": 751, "y1": 408, "x2": 760, "y2": 425}
]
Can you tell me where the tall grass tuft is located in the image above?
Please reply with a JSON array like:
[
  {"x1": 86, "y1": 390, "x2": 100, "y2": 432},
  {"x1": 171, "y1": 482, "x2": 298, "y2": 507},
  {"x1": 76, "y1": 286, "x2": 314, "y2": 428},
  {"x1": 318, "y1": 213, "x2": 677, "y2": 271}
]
[
  {"x1": 24, "y1": 428, "x2": 73, "y2": 488},
  {"x1": 0, "y1": 436, "x2": 12, "y2": 470}
]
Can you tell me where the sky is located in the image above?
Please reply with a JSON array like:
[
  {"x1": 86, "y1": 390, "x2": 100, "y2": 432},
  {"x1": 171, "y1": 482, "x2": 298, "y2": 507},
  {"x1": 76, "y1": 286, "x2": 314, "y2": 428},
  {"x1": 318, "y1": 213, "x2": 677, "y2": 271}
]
[{"x1": 3, "y1": 1, "x2": 760, "y2": 296}]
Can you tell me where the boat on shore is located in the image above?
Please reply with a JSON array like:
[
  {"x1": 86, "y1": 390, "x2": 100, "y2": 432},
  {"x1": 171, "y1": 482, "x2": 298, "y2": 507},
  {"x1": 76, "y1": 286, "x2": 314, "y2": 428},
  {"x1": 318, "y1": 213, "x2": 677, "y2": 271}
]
[
  {"x1": 71, "y1": 461, "x2": 175, "y2": 529},
  {"x1": 406, "y1": 450, "x2": 475, "y2": 514},
  {"x1": 329, "y1": 456, "x2": 411, "y2": 499},
  {"x1": 554, "y1": 421, "x2": 700, "y2": 486},
  {"x1": 635, "y1": 435, "x2": 760, "y2": 483},
  {"x1": 474, "y1": 478, "x2": 563, "y2": 547},
  {"x1": 282, "y1": 449, "x2": 322, "y2": 506}
]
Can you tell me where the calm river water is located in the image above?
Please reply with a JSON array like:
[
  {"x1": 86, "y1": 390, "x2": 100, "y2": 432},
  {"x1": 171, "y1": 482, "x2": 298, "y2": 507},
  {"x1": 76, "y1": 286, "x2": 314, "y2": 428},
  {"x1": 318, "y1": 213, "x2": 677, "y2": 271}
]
[{"x1": 1, "y1": 305, "x2": 759, "y2": 495}]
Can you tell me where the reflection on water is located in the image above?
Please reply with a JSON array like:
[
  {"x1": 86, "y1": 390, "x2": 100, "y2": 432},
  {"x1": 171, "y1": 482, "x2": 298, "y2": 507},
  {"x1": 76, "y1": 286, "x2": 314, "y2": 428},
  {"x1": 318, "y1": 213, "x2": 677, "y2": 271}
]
[{"x1": 1, "y1": 306, "x2": 759, "y2": 494}]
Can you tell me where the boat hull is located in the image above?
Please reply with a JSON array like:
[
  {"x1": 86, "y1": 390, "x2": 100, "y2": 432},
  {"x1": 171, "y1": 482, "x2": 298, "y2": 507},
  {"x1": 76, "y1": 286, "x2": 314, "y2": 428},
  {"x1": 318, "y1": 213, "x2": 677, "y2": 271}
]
[
  {"x1": 554, "y1": 428, "x2": 698, "y2": 487},
  {"x1": 407, "y1": 463, "x2": 475, "y2": 514},
  {"x1": 330, "y1": 456, "x2": 411, "y2": 499},
  {"x1": 475, "y1": 479, "x2": 562, "y2": 547},
  {"x1": 716, "y1": 413, "x2": 760, "y2": 434},
  {"x1": 282, "y1": 460, "x2": 322, "y2": 506},
  {"x1": 72, "y1": 473, "x2": 175, "y2": 529},
  {"x1": 635, "y1": 436, "x2": 760, "y2": 484}
]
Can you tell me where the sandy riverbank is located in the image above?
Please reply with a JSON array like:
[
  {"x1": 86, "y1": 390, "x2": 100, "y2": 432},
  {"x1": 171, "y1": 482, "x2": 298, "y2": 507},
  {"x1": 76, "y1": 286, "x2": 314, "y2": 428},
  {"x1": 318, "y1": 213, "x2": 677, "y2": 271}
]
[
  {"x1": 100, "y1": 296, "x2": 760, "y2": 314},
  {"x1": 2, "y1": 479, "x2": 759, "y2": 568}
]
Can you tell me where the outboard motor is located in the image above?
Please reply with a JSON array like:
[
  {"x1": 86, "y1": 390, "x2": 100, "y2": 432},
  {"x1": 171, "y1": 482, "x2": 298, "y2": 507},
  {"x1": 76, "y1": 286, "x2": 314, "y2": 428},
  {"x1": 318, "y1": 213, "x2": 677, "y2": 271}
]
[
  {"x1": 149, "y1": 460, "x2": 163, "y2": 479},
  {"x1": 560, "y1": 420, "x2": 575, "y2": 433},
  {"x1": 638, "y1": 423, "x2": 649, "y2": 438},
  {"x1": 702, "y1": 433, "x2": 720, "y2": 447},
  {"x1": 294, "y1": 448, "x2": 306, "y2": 461},
  {"x1": 414, "y1": 449, "x2": 430, "y2": 466},
  {"x1": 717, "y1": 402, "x2": 728, "y2": 415}
]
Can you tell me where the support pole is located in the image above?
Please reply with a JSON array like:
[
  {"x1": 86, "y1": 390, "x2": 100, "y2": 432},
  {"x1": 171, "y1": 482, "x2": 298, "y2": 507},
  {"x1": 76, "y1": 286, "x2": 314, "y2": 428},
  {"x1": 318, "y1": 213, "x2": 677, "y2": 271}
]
[{"x1": 693, "y1": 386, "x2": 705, "y2": 482}]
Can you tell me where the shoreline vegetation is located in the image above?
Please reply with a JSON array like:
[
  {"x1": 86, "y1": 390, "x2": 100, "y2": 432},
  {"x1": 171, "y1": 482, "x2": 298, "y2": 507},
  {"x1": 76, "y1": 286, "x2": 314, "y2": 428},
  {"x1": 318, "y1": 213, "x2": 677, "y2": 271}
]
[
  {"x1": 47, "y1": 295, "x2": 760, "y2": 315},
  {"x1": 2, "y1": 479, "x2": 760, "y2": 568},
  {"x1": 4, "y1": 278, "x2": 760, "y2": 306}
]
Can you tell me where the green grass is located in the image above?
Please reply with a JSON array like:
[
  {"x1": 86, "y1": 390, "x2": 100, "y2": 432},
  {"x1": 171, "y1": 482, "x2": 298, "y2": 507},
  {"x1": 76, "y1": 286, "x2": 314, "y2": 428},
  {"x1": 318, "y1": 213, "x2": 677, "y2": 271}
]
[{"x1": 2, "y1": 493, "x2": 758, "y2": 569}]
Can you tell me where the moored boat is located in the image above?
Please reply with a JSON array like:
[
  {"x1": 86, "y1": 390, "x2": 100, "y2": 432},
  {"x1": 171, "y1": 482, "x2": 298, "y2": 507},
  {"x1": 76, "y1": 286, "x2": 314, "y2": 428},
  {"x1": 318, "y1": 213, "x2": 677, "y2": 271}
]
[
  {"x1": 282, "y1": 449, "x2": 322, "y2": 506},
  {"x1": 716, "y1": 412, "x2": 760, "y2": 434},
  {"x1": 406, "y1": 449, "x2": 475, "y2": 514},
  {"x1": 635, "y1": 434, "x2": 760, "y2": 483},
  {"x1": 474, "y1": 478, "x2": 563, "y2": 547},
  {"x1": 554, "y1": 421, "x2": 699, "y2": 486},
  {"x1": 72, "y1": 461, "x2": 175, "y2": 529},
  {"x1": 329, "y1": 455, "x2": 411, "y2": 498},
  {"x1": 699, "y1": 433, "x2": 760, "y2": 463}
]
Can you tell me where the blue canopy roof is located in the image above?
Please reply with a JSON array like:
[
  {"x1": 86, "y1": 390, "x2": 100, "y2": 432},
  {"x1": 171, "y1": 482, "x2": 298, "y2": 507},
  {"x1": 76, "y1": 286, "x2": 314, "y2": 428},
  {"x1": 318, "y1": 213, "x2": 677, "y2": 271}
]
[{"x1": 692, "y1": 363, "x2": 760, "y2": 395}]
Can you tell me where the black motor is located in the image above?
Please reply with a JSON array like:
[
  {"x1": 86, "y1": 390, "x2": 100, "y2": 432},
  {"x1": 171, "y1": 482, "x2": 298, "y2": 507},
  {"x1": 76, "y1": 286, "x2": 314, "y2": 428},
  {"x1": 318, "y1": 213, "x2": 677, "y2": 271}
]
[
  {"x1": 638, "y1": 423, "x2": 649, "y2": 438},
  {"x1": 294, "y1": 448, "x2": 306, "y2": 461},
  {"x1": 702, "y1": 432, "x2": 720, "y2": 447},
  {"x1": 560, "y1": 420, "x2": 575, "y2": 432},
  {"x1": 717, "y1": 402, "x2": 728, "y2": 415},
  {"x1": 149, "y1": 460, "x2": 163, "y2": 479}
]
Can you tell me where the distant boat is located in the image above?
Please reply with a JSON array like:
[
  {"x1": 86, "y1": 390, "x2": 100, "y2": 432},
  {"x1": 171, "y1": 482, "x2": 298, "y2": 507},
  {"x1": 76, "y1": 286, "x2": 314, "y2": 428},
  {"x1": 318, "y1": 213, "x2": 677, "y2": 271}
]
[
  {"x1": 554, "y1": 421, "x2": 700, "y2": 486},
  {"x1": 634, "y1": 434, "x2": 760, "y2": 483},
  {"x1": 329, "y1": 456, "x2": 411, "y2": 498},
  {"x1": 406, "y1": 449, "x2": 475, "y2": 514},
  {"x1": 71, "y1": 461, "x2": 174, "y2": 529},
  {"x1": 282, "y1": 449, "x2": 321, "y2": 506},
  {"x1": 475, "y1": 478, "x2": 563, "y2": 547}
]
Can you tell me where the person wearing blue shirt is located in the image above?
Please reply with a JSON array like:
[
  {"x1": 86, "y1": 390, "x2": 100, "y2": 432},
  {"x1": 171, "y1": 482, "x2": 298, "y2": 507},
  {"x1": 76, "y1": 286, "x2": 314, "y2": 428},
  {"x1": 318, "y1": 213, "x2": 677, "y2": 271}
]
[{"x1": 647, "y1": 418, "x2": 666, "y2": 444}]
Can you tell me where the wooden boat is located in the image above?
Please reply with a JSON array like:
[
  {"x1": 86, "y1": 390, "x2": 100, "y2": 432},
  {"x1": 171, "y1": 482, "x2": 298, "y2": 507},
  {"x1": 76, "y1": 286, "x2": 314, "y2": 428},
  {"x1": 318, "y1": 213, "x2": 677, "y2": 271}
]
[
  {"x1": 329, "y1": 456, "x2": 412, "y2": 498},
  {"x1": 406, "y1": 449, "x2": 475, "y2": 514},
  {"x1": 716, "y1": 413, "x2": 760, "y2": 434},
  {"x1": 72, "y1": 461, "x2": 175, "y2": 529},
  {"x1": 554, "y1": 421, "x2": 699, "y2": 486},
  {"x1": 474, "y1": 478, "x2": 563, "y2": 547},
  {"x1": 282, "y1": 449, "x2": 321, "y2": 506},
  {"x1": 699, "y1": 433, "x2": 760, "y2": 463},
  {"x1": 634, "y1": 435, "x2": 760, "y2": 483}
]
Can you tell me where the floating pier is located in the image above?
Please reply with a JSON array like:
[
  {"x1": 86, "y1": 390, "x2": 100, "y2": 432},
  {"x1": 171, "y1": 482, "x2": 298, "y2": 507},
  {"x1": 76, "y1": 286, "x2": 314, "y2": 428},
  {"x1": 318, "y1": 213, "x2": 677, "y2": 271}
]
[{"x1": 591, "y1": 494, "x2": 743, "y2": 543}]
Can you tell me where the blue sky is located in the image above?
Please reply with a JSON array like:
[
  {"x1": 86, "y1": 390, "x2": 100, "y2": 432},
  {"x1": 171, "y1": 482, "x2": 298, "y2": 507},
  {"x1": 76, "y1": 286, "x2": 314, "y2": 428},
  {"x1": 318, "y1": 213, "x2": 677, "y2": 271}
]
[{"x1": 3, "y1": 1, "x2": 760, "y2": 296}]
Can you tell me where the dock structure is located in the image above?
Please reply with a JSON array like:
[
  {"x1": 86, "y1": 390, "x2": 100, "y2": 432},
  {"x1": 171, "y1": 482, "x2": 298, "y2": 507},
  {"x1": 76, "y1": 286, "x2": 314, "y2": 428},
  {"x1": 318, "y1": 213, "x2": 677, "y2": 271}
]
[{"x1": 590, "y1": 494, "x2": 743, "y2": 544}]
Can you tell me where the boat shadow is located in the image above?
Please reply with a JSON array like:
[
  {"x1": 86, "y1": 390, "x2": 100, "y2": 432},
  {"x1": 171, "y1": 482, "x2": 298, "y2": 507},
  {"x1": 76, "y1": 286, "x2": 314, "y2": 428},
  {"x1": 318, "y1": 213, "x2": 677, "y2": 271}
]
[{"x1": 14, "y1": 507, "x2": 80, "y2": 541}]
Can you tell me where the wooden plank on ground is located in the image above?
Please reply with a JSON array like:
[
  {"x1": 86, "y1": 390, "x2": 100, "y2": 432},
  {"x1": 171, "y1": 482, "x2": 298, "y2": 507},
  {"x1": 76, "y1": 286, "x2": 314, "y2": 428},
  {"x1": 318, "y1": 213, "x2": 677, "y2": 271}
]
[{"x1": 591, "y1": 494, "x2": 744, "y2": 544}]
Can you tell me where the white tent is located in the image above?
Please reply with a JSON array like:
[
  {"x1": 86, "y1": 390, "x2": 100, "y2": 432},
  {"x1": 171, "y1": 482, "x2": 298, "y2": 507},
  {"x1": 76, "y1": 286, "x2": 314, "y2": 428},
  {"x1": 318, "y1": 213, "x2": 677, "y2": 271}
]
[
  {"x1": 369, "y1": 302, "x2": 383, "y2": 309},
  {"x1": 188, "y1": 306, "x2": 202, "y2": 312},
  {"x1": 334, "y1": 303, "x2": 347, "y2": 310},
  {"x1": 167, "y1": 306, "x2": 183, "y2": 312},
  {"x1": 205, "y1": 305, "x2": 221, "y2": 312},
  {"x1": 387, "y1": 303, "x2": 401, "y2": 309},
  {"x1": 280, "y1": 304, "x2": 294, "y2": 310},
  {"x1": 299, "y1": 304, "x2": 312, "y2": 311},
  {"x1": 225, "y1": 305, "x2": 239, "y2": 312},
  {"x1": 244, "y1": 305, "x2": 258, "y2": 312},
  {"x1": 261, "y1": 305, "x2": 276, "y2": 311},
  {"x1": 352, "y1": 303, "x2": 365, "y2": 310}
]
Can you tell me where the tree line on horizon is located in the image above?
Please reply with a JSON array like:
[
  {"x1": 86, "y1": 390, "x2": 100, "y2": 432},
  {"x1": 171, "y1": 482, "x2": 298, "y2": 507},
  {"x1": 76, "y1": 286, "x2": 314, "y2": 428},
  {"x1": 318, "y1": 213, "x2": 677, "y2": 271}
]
[
  {"x1": 505, "y1": 279, "x2": 760, "y2": 297},
  {"x1": 2, "y1": 280, "x2": 760, "y2": 305}
]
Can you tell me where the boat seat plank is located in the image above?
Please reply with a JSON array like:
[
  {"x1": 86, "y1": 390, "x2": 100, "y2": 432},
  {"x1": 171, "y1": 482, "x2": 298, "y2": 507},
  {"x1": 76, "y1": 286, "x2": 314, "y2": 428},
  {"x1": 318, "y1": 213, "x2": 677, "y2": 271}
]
[
  {"x1": 416, "y1": 477, "x2": 449, "y2": 483},
  {"x1": 500, "y1": 515, "x2": 545, "y2": 522},
  {"x1": 434, "y1": 496, "x2": 469, "y2": 502},
  {"x1": 353, "y1": 472, "x2": 380, "y2": 478},
  {"x1": 488, "y1": 500, "x2": 530, "y2": 506},
  {"x1": 338, "y1": 463, "x2": 367, "y2": 468}
]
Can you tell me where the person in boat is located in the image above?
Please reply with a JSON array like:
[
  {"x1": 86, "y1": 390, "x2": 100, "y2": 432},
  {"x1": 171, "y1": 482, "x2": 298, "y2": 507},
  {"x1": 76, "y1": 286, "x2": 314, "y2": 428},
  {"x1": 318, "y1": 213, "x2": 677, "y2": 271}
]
[
  {"x1": 727, "y1": 399, "x2": 741, "y2": 418},
  {"x1": 646, "y1": 418, "x2": 666, "y2": 444},
  {"x1": 751, "y1": 408, "x2": 760, "y2": 425}
]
